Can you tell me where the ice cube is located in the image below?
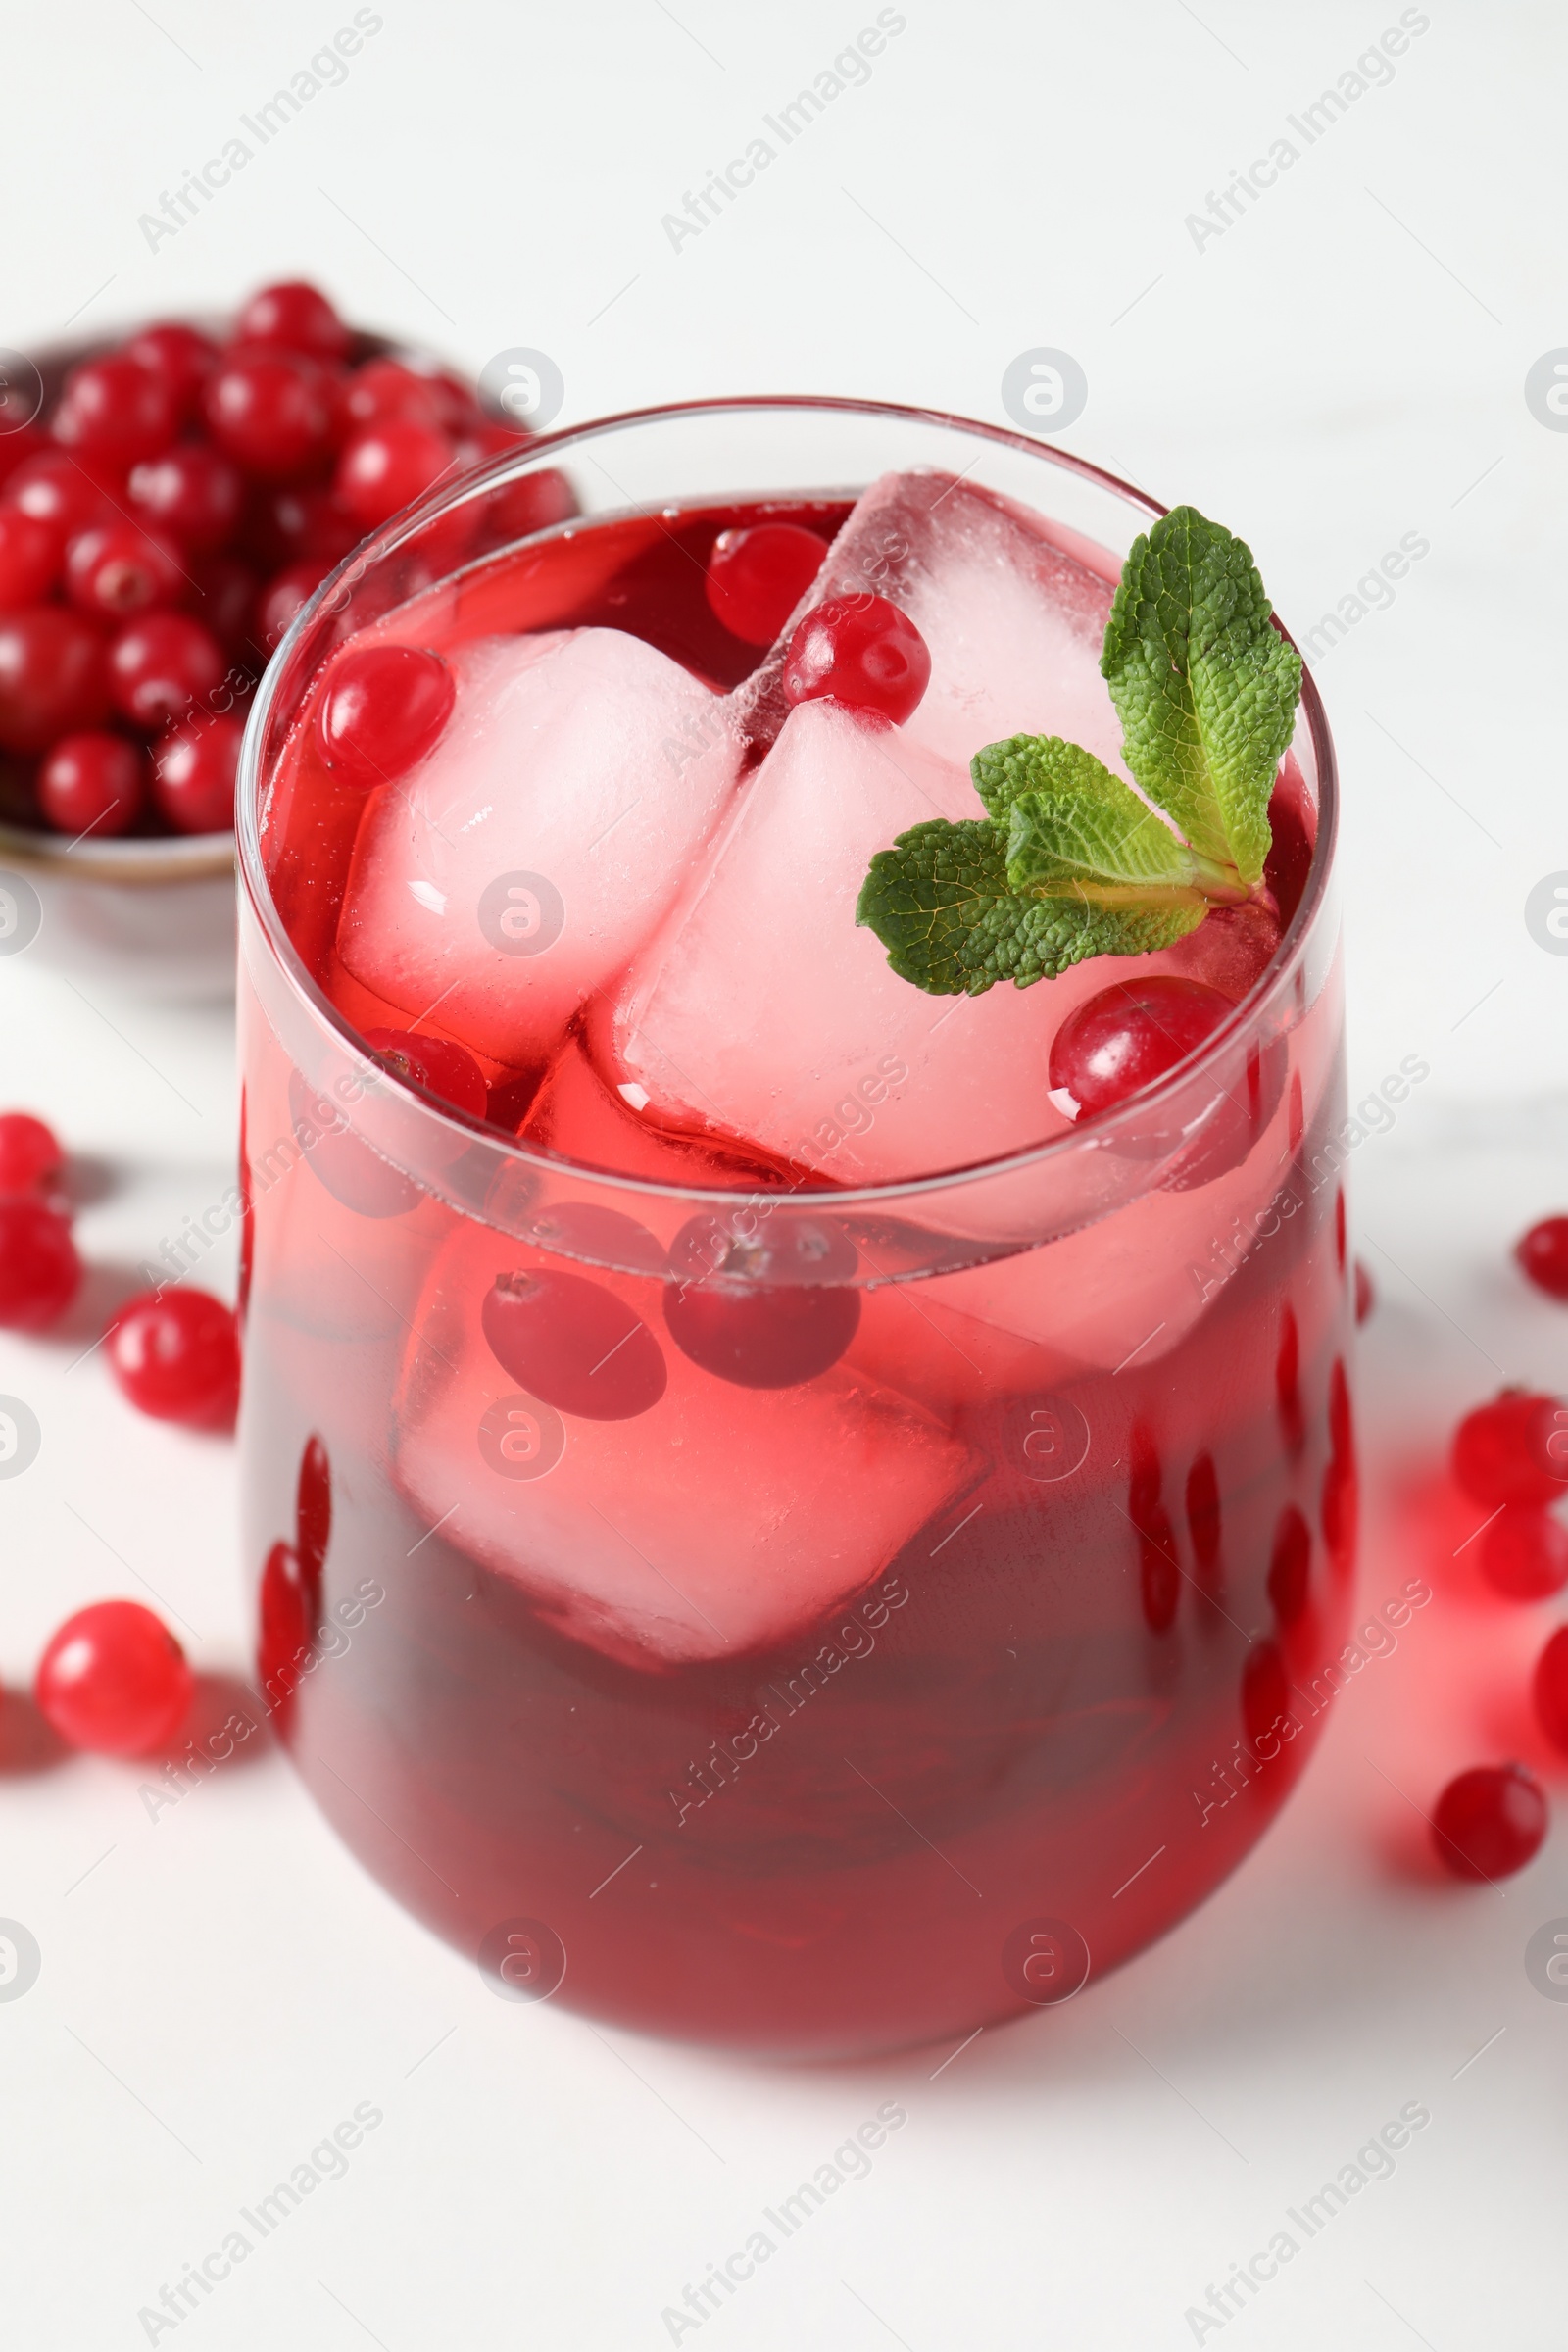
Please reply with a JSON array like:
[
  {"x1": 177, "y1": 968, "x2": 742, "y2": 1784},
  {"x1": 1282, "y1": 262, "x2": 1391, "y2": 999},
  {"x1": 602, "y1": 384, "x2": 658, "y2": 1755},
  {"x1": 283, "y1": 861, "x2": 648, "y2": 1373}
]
[
  {"x1": 591, "y1": 696, "x2": 1153, "y2": 1183},
  {"x1": 732, "y1": 469, "x2": 1125, "y2": 776},
  {"x1": 391, "y1": 1216, "x2": 976, "y2": 1667},
  {"x1": 335, "y1": 626, "x2": 742, "y2": 1067}
]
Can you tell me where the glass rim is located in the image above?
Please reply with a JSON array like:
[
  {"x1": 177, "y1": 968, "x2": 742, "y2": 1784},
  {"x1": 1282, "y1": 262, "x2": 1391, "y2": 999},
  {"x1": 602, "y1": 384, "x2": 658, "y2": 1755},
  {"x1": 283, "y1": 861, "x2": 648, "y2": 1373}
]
[{"x1": 235, "y1": 392, "x2": 1340, "y2": 1209}]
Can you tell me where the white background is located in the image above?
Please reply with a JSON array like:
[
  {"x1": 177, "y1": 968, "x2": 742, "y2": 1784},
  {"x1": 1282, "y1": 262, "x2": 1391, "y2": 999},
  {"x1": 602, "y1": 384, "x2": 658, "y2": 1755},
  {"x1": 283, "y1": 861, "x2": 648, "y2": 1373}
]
[{"x1": 3, "y1": 3, "x2": 1568, "y2": 2346}]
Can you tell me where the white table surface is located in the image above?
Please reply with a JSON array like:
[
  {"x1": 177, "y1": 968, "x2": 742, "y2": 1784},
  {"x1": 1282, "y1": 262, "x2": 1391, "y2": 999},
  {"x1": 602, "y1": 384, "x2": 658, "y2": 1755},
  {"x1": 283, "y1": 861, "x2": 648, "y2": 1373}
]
[{"x1": 4, "y1": 4, "x2": 1567, "y2": 2345}]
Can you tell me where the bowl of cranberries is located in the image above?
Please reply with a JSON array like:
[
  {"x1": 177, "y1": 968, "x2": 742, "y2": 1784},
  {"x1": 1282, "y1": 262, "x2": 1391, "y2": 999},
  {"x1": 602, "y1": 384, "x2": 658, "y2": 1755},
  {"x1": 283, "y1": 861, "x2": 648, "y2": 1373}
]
[{"x1": 0, "y1": 278, "x2": 554, "y2": 999}]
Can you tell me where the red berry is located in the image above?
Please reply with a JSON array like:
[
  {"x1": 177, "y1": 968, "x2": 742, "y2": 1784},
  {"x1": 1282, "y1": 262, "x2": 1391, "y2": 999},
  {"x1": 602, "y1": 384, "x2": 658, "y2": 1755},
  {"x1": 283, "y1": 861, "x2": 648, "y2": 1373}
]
[
  {"x1": 0, "y1": 421, "x2": 49, "y2": 492},
  {"x1": 203, "y1": 351, "x2": 338, "y2": 480},
  {"x1": 244, "y1": 479, "x2": 357, "y2": 568},
  {"x1": 1453, "y1": 1390, "x2": 1568, "y2": 1509},
  {"x1": 782, "y1": 594, "x2": 930, "y2": 724},
  {"x1": 38, "y1": 732, "x2": 144, "y2": 838},
  {"x1": 295, "y1": 1435, "x2": 331, "y2": 1592},
  {"x1": 472, "y1": 460, "x2": 578, "y2": 542},
  {"x1": 234, "y1": 280, "x2": 350, "y2": 365},
  {"x1": 127, "y1": 443, "x2": 243, "y2": 552},
  {"x1": 1049, "y1": 977, "x2": 1233, "y2": 1120},
  {"x1": 343, "y1": 358, "x2": 446, "y2": 431},
  {"x1": 255, "y1": 560, "x2": 329, "y2": 653},
  {"x1": 258, "y1": 1540, "x2": 314, "y2": 1698},
  {"x1": 706, "y1": 522, "x2": 827, "y2": 646},
  {"x1": 65, "y1": 523, "x2": 185, "y2": 619},
  {"x1": 121, "y1": 322, "x2": 220, "y2": 418},
  {"x1": 1354, "y1": 1260, "x2": 1375, "y2": 1324},
  {"x1": 316, "y1": 644, "x2": 455, "y2": 784},
  {"x1": 150, "y1": 714, "x2": 241, "y2": 835},
  {"x1": 0, "y1": 1112, "x2": 62, "y2": 1195},
  {"x1": 106, "y1": 1286, "x2": 240, "y2": 1429},
  {"x1": 1478, "y1": 1507, "x2": 1568, "y2": 1600},
  {"x1": 1516, "y1": 1216, "x2": 1568, "y2": 1302},
  {"x1": 3, "y1": 448, "x2": 120, "y2": 540},
  {"x1": 1432, "y1": 1762, "x2": 1547, "y2": 1882},
  {"x1": 287, "y1": 1070, "x2": 421, "y2": 1219},
  {"x1": 53, "y1": 354, "x2": 177, "y2": 467},
  {"x1": 482, "y1": 1268, "x2": 667, "y2": 1420},
  {"x1": 363, "y1": 1027, "x2": 488, "y2": 1118},
  {"x1": 0, "y1": 1197, "x2": 80, "y2": 1328},
  {"x1": 1533, "y1": 1626, "x2": 1568, "y2": 1754},
  {"x1": 108, "y1": 612, "x2": 224, "y2": 728},
  {"x1": 187, "y1": 552, "x2": 259, "y2": 655},
  {"x1": 0, "y1": 506, "x2": 62, "y2": 609},
  {"x1": 0, "y1": 608, "x2": 110, "y2": 753},
  {"x1": 663, "y1": 1213, "x2": 860, "y2": 1388},
  {"x1": 334, "y1": 419, "x2": 453, "y2": 528},
  {"x1": 35, "y1": 1600, "x2": 193, "y2": 1756}
]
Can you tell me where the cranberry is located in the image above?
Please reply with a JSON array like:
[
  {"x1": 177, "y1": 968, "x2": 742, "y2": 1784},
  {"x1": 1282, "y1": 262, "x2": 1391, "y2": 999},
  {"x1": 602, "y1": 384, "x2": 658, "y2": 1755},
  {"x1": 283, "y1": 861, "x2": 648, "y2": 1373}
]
[
  {"x1": 35, "y1": 1600, "x2": 193, "y2": 1757},
  {"x1": 127, "y1": 444, "x2": 243, "y2": 552},
  {"x1": 151, "y1": 714, "x2": 242, "y2": 835},
  {"x1": 0, "y1": 608, "x2": 110, "y2": 753},
  {"x1": 1049, "y1": 977, "x2": 1232, "y2": 1119},
  {"x1": 187, "y1": 552, "x2": 259, "y2": 654},
  {"x1": 663, "y1": 1213, "x2": 860, "y2": 1388},
  {"x1": 1453, "y1": 1390, "x2": 1568, "y2": 1509},
  {"x1": 483, "y1": 1268, "x2": 667, "y2": 1420},
  {"x1": 108, "y1": 612, "x2": 224, "y2": 728},
  {"x1": 0, "y1": 506, "x2": 62, "y2": 610},
  {"x1": 245, "y1": 480, "x2": 357, "y2": 568},
  {"x1": 317, "y1": 644, "x2": 455, "y2": 784},
  {"x1": 1267, "y1": 1504, "x2": 1312, "y2": 1622},
  {"x1": 53, "y1": 354, "x2": 177, "y2": 467},
  {"x1": 121, "y1": 322, "x2": 220, "y2": 418},
  {"x1": 235, "y1": 280, "x2": 350, "y2": 365},
  {"x1": 288, "y1": 1070, "x2": 422, "y2": 1219},
  {"x1": 1516, "y1": 1216, "x2": 1568, "y2": 1302},
  {"x1": 259, "y1": 1540, "x2": 314, "y2": 1698},
  {"x1": 203, "y1": 351, "x2": 338, "y2": 480},
  {"x1": 782, "y1": 594, "x2": 930, "y2": 724},
  {"x1": 334, "y1": 420, "x2": 453, "y2": 528},
  {"x1": 0, "y1": 1198, "x2": 80, "y2": 1328},
  {"x1": 706, "y1": 523, "x2": 827, "y2": 645},
  {"x1": 1533, "y1": 1626, "x2": 1568, "y2": 1754},
  {"x1": 65, "y1": 523, "x2": 185, "y2": 619},
  {"x1": 0, "y1": 421, "x2": 48, "y2": 492},
  {"x1": 475, "y1": 462, "x2": 578, "y2": 542},
  {"x1": 363, "y1": 1027, "x2": 487, "y2": 1118},
  {"x1": 38, "y1": 731, "x2": 144, "y2": 838},
  {"x1": 0, "y1": 1112, "x2": 62, "y2": 1195},
  {"x1": 296, "y1": 1435, "x2": 331, "y2": 1593},
  {"x1": 1432, "y1": 1762, "x2": 1547, "y2": 1882},
  {"x1": 3, "y1": 449, "x2": 119, "y2": 540},
  {"x1": 343, "y1": 359, "x2": 446, "y2": 431},
  {"x1": 255, "y1": 560, "x2": 330, "y2": 653},
  {"x1": 106, "y1": 1286, "x2": 240, "y2": 1429},
  {"x1": 1354, "y1": 1260, "x2": 1375, "y2": 1324},
  {"x1": 1479, "y1": 1507, "x2": 1568, "y2": 1598}
]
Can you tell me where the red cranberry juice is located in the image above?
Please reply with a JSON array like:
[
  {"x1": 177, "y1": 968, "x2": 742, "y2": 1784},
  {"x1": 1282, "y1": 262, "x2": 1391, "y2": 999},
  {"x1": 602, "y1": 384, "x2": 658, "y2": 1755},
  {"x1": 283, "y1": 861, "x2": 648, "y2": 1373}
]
[{"x1": 240, "y1": 499, "x2": 1353, "y2": 2058}]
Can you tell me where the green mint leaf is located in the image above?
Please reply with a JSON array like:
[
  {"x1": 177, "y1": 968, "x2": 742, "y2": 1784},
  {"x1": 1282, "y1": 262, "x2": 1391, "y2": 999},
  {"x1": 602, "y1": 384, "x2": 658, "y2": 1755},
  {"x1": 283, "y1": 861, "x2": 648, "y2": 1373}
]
[
  {"x1": 856, "y1": 816, "x2": 1203, "y2": 996},
  {"x1": 974, "y1": 733, "x2": 1202, "y2": 904},
  {"x1": 1101, "y1": 504, "x2": 1301, "y2": 887}
]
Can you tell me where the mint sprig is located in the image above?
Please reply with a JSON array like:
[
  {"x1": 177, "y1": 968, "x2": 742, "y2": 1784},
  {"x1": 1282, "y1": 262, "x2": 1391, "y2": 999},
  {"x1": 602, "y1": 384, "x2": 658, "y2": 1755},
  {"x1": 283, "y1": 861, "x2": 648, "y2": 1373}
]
[{"x1": 856, "y1": 505, "x2": 1301, "y2": 995}]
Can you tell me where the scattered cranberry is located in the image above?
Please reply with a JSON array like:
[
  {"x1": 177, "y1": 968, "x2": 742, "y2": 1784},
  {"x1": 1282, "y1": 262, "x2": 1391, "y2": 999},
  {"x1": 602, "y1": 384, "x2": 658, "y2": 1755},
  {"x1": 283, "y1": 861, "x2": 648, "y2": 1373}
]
[
  {"x1": 317, "y1": 643, "x2": 455, "y2": 784},
  {"x1": 203, "y1": 350, "x2": 338, "y2": 480},
  {"x1": 35, "y1": 1600, "x2": 193, "y2": 1757},
  {"x1": 0, "y1": 1197, "x2": 80, "y2": 1328},
  {"x1": 65, "y1": 523, "x2": 184, "y2": 619},
  {"x1": 483, "y1": 1268, "x2": 667, "y2": 1420},
  {"x1": 234, "y1": 280, "x2": 350, "y2": 365},
  {"x1": 0, "y1": 506, "x2": 63, "y2": 610},
  {"x1": 1452, "y1": 1390, "x2": 1568, "y2": 1509},
  {"x1": 706, "y1": 522, "x2": 826, "y2": 645},
  {"x1": 363, "y1": 1027, "x2": 488, "y2": 1118},
  {"x1": 38, "y1": 731, "x2": 144, "y2": 837},
  {"x1": 1478, "y1": 1507, "x2": 1568, "y2": 1600},
  {"x1": 1533, "y1": 1626, "x2": 1568, "y2": 1755},
  {"x1": 344, "y1": 358, "x2": 446, "y2": 431},
  {"x1": 3, "y1": 448, "x2": 119, "y2": 541},
  {"x1": 1049, "y1": 977, "x2": 1233, "y2": 1120},
  {"x1": 1516, "y1": 1216, "x2": 1568, "y2": 1302},
  {"x1": 108, "y1": 611, "x2": 224, "y2": 728},
  {"x1": 334, "y1": 419, "x2": 453, "y2": 529},
  {"x1": 121, "y1": 322, "x2": 220, "y2": 418},
  {"x1": 782, "y1": 594, "x2": 930, "y2": 724},
  {"x1": 127, "y1": 443, "x2": 244, "y2": 552},
  {"x1": 255, "y1": 560, "x2": 329, "y2": 652},
  {"x1": 106, "y1": 1286, "x2": 240, "y2": 1429},
  {"x1": 0, "y1": 608, "x2": 109, "y2": 753},
  {"x1": 663, "y1": 1213, "x2": 860, "y2": 1388},
  {"x1": 52, "y1": 354, "x2": 177, "y2": 467},
  {"x1": 150, "y1": 714, "x2": 242, "y2": 835},
  {"x1": 1354, "y1": 1260, "x2": 1375, "y2": 1324},
  {"x1": 0, "y1": 1112, "x2": 62, "y2": 1196},
  {"x1": 1432, "y1": 1762, "x2": 1547, "y2": 1882}
]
